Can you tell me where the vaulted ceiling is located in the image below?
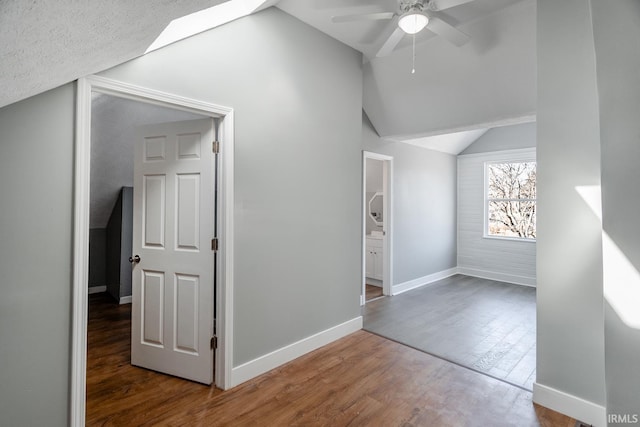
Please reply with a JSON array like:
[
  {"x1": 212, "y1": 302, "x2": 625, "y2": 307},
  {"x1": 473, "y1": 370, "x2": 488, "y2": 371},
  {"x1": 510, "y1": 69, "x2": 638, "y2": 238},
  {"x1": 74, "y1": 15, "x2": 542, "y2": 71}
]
[
  {"x1": 277, "y1": 0, "x2": 527, "y2": 58},
  {"x1": 275, "y1": 0, "x2": 536, "y2": 141},
  {"x1": 1, "y1": 0, "x2": 536, "y2": 145},
  {"x1": 0, "y1": 0, "x2": 228, "y2": 109}
]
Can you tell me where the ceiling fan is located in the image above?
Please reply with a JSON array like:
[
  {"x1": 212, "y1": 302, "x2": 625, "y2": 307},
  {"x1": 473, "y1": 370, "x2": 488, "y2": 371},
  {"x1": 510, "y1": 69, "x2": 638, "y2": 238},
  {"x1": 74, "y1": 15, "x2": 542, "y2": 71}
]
[{"x1": 332, "y1": 0, "x2": 474, "y2": 57}]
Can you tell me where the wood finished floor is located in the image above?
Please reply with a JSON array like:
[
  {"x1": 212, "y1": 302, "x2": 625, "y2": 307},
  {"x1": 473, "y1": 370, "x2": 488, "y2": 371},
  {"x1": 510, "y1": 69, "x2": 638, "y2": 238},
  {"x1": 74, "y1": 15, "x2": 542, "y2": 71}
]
[
  {"x1": 365, "y1": 284, "x2": 383, "y2": 301},
  {"x1": 86, "y1": 292, "x2": 573, "y2": 426},
  {"x1": 364, "y1": 275, "x2": 537, "y2": 390}
]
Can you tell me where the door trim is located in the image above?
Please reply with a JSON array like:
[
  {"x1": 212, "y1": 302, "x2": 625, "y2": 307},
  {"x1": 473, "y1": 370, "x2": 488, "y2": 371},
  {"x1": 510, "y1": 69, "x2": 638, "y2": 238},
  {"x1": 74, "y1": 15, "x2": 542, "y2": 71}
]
[
  {"x1": 362, "y1": 151, "x2": 393, "y2": 304},
  {"x1": 71, "y1": 75, "x2": 235, "y2": 426}
]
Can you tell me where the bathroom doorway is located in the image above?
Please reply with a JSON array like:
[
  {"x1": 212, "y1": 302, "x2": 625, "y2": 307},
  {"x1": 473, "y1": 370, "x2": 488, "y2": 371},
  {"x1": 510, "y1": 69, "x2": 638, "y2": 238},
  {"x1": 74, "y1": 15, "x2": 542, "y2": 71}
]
[{"x1": 362, "y1": 151, "x2": 393, "y2": 305}]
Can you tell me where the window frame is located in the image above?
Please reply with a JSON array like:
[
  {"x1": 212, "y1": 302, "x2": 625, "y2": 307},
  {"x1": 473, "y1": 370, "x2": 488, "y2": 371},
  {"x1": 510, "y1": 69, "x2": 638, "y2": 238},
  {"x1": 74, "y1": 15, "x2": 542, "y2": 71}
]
[{"x1": 483, "y1": 159, "x2": 537, "y2": 242}]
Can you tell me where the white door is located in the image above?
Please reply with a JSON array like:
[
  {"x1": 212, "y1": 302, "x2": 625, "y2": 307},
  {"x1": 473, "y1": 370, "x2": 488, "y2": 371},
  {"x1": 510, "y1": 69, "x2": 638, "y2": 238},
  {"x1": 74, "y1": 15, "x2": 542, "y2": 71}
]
[{"x1": 131, "y1": 118, "x2": 216, "y2": 385}]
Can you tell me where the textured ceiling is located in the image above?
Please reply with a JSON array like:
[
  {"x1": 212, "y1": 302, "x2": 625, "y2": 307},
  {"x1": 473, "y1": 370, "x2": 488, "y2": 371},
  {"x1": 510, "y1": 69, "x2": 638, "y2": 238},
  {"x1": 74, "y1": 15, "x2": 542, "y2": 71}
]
[{"x1": 0, "y1": 0, "x2": 229, "y2": 109}]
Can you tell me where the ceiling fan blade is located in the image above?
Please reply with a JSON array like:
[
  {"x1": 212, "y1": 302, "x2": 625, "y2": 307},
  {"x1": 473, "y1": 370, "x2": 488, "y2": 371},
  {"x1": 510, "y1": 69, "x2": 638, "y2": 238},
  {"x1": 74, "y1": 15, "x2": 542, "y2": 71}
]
[
  {"x1": 428, "y1": 0, "x2": 475, "y2": 11},
  {"x1": 332, "y1": 12, "x2": 395, "y2": 23},
  {"x1": 376, "y1": 26, "x2": 405, "y2": 57},
  {"x1": 427, "y1": 16, "x2": 470, "y2": 46}
]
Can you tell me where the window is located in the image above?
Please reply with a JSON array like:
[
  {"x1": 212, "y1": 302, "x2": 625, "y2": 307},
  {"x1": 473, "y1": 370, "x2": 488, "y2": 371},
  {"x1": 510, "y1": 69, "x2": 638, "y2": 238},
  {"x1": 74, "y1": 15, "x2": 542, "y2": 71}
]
[{"x1": 486, "y1": 161, "x2": 536, "y2": 240}]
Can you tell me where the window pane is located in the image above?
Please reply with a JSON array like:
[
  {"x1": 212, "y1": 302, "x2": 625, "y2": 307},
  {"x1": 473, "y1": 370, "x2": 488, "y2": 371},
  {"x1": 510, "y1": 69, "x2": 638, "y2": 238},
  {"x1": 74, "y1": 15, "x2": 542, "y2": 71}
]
[
  {"x1": 488, "y1": 201, "x2": 536, "y2": 239},
  {"x1": 487, "y1": 162, "x2": 536, "y2": 200}
]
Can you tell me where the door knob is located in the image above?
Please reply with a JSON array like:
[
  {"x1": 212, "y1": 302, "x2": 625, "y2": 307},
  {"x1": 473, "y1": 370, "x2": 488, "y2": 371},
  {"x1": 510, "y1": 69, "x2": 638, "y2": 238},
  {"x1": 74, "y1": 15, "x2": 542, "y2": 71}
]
[{"x1": 129, "y1": 255, "x2": 141, "y2": 264}]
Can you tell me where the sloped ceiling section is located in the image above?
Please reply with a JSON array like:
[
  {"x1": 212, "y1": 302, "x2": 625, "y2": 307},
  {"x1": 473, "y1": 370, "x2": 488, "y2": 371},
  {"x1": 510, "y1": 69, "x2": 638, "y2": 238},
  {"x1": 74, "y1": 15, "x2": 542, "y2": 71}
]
[
  {"x1": 0, "y1": 0, "x2": 228, "y2": 109},
  {"x1": 363, "y1": 0, "x2": 536, "y2": 139},
  {"x1": 398, "y1": 128, "x2": 489, "y2": 154}
]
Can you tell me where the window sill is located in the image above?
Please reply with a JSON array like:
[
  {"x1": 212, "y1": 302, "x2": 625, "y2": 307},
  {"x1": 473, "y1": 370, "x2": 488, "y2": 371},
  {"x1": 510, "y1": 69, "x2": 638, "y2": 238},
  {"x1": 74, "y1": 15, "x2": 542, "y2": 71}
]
[{"x1": 482, "y1": 235, "x2": 536, "y2": 243}]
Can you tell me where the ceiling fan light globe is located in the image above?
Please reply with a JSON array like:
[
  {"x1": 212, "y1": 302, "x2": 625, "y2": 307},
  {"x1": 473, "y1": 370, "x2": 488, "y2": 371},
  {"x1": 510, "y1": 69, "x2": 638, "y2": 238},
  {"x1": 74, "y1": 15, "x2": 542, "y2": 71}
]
[{"x1": 398, "y1": 12, "x2": 429, "y2": 34}]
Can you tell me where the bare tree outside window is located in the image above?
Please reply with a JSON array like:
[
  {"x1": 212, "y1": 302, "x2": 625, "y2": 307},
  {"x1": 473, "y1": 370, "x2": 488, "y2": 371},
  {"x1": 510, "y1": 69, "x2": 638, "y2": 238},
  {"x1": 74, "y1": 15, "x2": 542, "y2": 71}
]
[{"x1": 486, "y1": 162, "x2": 536, "y2": 239}]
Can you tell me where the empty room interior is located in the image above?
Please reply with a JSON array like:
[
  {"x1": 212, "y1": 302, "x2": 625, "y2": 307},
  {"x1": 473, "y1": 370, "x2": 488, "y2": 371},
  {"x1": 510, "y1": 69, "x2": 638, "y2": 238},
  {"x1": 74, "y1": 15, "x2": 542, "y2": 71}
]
[{"x1": 1, "y1": 1, "x2": 639, "y2": 427}]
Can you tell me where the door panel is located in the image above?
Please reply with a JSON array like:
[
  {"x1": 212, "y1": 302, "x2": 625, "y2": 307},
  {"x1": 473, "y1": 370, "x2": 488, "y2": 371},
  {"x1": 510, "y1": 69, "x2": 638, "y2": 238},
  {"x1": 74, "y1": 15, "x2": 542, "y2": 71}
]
[
  {"x1": 131, "y1": 118, "x2": 215, "y2": 385},
  {"x1": 175, "y1": 273, "x2": 199, "y2": 354},
  {"x1": 142, "y1": 270, "x2": 164, "y2": 346},
  {"x1": 143, "y1": 175, "x2": 166, "y2": 248},
  {"x1": 176, "y1": 174, "x2": 200, "y2": 250}
]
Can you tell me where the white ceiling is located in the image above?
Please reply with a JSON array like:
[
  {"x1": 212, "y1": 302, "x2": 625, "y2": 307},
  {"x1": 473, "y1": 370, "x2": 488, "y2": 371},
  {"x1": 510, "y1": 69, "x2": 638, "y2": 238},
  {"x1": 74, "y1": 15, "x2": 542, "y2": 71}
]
[
  {"x1": 278, "y1": 0, "x2": 536, "y2": 148},
  {"x1": 276, "y1": 0, "x2": 527, "y2": 58},
  {"x1": 397, "y1": 128, "x2": 489, "y2": 154},
  {"x1": 1, "y1": 0, "x2": 535, "y2": 154}
]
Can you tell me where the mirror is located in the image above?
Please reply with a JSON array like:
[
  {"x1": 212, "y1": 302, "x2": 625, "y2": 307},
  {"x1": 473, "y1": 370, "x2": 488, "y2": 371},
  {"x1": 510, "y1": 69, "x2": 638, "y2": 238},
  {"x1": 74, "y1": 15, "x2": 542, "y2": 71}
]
[{"x1": 368, "y1": 192, "x2": 384, "y2": 226}]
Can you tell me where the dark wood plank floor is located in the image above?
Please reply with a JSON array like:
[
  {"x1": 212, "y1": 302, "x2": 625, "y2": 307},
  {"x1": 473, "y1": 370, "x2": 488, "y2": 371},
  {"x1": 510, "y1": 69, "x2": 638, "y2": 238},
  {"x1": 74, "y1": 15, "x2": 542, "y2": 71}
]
[
  {"x1": 364, "y1": 274, "x2": 537, "y2": 390},
  {"x1": 86, "y1": 292, "x2": 573, "y2": 426}
]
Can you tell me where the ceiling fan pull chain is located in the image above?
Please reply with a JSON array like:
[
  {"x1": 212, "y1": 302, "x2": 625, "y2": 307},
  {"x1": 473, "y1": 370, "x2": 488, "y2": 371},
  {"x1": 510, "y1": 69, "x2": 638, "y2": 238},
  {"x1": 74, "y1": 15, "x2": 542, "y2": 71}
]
[{"x1": 411, "y1": 32, "x2": 416, "y2": 74}]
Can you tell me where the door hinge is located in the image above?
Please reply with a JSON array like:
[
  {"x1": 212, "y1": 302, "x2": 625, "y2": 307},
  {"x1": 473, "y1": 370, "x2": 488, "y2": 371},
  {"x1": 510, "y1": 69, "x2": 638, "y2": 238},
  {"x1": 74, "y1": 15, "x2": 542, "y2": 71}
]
[
  {"x1": 211, "y1": 237, "x2": 219, "y2": 251},
  {"x1": 210, "y1": 336, "x2": 218, "y2": 349},
  {"x1": 212, "y1": 140, "x2": 220, "y2": 154}
]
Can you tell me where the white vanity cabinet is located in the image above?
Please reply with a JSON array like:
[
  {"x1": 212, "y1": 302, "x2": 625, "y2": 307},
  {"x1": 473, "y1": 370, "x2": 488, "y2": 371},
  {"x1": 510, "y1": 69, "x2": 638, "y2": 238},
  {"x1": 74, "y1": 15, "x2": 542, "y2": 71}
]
[{"x1": 365, "y1": 236, "x2": 383, "y2": 280}]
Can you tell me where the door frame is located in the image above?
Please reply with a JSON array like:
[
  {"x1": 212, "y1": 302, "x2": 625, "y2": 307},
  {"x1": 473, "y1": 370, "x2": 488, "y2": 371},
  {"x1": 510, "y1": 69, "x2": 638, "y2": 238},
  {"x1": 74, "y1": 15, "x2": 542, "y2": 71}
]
[
  {"x1": 362, "y1": 151, "x2": 393, "y2": 304},
  {"x1": 70, "y1": 75, "x2": 235, "y2": 426}
]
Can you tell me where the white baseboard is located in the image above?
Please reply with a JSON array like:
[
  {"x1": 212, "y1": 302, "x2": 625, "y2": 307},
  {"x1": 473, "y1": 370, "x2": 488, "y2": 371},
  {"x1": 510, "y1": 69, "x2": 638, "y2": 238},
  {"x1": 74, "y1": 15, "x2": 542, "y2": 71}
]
[
  {"x1": 392, "y1": 267, "x2": 458, "y2": 296},
  {"x1": 457, "y1": 267, "x2": 536, "y2": 287},
  {"x1": 119, "y1": 295, "x2": 132, "y2": 304},
  {"x1": 366, "y1": 279, "x2": 382, "y2": 287},
  {"x1": 230, "y1": 316, "x2": 363, "y2": 388},
  {"x1": 533, "y1": 382, "x2": 606, "y2": 427},
  {"x1": 88, "y1": 285, "x2": 106, "y2": 294}
]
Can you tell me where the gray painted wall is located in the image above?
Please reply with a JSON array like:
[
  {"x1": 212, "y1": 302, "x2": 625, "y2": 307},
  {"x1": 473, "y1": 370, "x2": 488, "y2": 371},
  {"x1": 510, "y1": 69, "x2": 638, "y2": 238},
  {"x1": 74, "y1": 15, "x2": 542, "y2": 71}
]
[
  {"x1": 591, "y1": 0, "x2": 640, "y2": 422},
  {"x1": 0, "y1": 84, "x2": 74, "y2": 426},
  {"x1": 106, "y1": 190, "x2": 123, "y2": 299},
  {"x1": 362, "y1": 115, "x2": 457, "y2": 285},
  {"x1": 537, "y1": 0, "x2": 606, "y2": 411},
  {"x1": 99, "y1": 7, "x2": 363, "y2": 366},
  {"x1": 460, "y1": 122, "x2": 536, "y2": 155},
  {"x1": 106, "y1": 186, "x2": 133, "y2": 300},
  {"x1": 89, "y1": 228, "x2": 107, "y2": 288},
  {"x1": 0, "y1": 7, "x2": 362, "y2": 423},
  {"x1": 119, "y1": 186, "x2": 133, "y2": 299}
]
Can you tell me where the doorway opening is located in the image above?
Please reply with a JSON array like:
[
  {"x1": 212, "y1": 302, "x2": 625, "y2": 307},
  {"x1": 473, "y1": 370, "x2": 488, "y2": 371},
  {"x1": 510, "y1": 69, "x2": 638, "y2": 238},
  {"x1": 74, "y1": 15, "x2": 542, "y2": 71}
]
[
  {"x1": 362, "y1": 151, "x2": 393, "y2": 305},
  {"x1": 71, "y1": 76, "x2": 235, "y2": 426}
]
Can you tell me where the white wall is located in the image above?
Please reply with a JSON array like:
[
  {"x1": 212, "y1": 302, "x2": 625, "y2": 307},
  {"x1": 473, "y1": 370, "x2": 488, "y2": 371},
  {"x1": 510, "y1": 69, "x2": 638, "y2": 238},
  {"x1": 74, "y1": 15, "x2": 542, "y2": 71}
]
[
  {"x1": 591, "y1": 0, "x2": 640, "y2": 422},
  {"x1": 0, "y1": 84, "x2": 75, "y2": 426},
  {"x1": 362, "y1": 115, "x2": 457, "y2": 286},
  {"x1": 99, "y1": 7, "x2": 363, "y2": 366},
  {"x1": 457, "y1": 147, "x2": 536, "y2": 286},
  {"x1": 535, "y1": 0, "x2": 606, "y2": 423}
]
